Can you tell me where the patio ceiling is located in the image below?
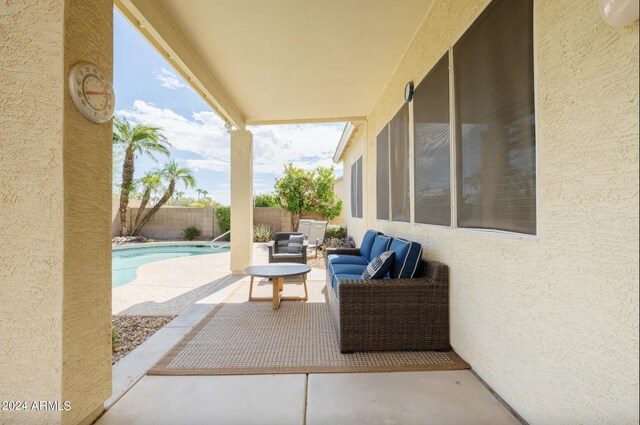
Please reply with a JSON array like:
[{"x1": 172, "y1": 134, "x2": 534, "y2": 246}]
[{"x1": 116, "y1": 0, "x2": 434, "y2": 128}]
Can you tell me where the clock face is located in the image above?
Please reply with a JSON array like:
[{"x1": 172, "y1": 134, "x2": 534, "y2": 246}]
[{"x1": 68, "y1": 62, "x2": 115, "y2": 123}]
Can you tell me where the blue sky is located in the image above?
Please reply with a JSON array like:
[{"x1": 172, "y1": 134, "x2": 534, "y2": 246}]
[{"x1": 113, "y1": 10, "x2": 344, "y2": 205}]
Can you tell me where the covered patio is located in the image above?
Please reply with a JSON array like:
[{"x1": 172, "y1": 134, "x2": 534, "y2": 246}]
[
  {"x1": 1, "y1": 0, "x2": 637, "y2": 424},
  {"x1": 100, "y1": 244, "x2": 519, "y2": 424}
]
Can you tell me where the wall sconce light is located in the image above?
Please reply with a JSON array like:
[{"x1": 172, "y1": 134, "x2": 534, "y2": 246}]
[
  {"x1": 404, "y1": 81, "x2": 414, "y2": 103},
  {"x1": 599, "y1": 0, "x2": 639, "y2": 26}
]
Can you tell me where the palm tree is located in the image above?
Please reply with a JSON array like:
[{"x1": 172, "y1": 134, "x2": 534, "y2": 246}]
[
  {"x1": 174, "y1": 191, "x2": 185, "y2": 205},
  {"x1": 133, "y1": 171, "x2": 162, "y2": 229},
  {"x1": 196, "y1": 188, "x2": 203, "y2": 202},
  {"x1": 113, "y1": 116, "x2": 171, "y2": 236},
  {"x1": 131, "y1": 160, "x2": 196, "y2": 235}
]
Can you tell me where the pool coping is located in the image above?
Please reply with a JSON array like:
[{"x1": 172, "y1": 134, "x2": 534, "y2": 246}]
[{"x1": 112, "y1": 241, "x2": 230, "y2": 251}]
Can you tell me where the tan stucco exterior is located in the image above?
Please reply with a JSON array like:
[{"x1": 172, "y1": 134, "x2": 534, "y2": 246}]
[
  {"x1": 0, "y1": 1, "x2": 113, "y2": 424},
  {"x1": 340, "y1": 0, "x2": 639, "y2": 423},
  {"x1": 230, "y1": 130, "x2": 254, "y2": 273},
  {"x1": 1, "y1": 0, "x2": 637, "y2": 423}
]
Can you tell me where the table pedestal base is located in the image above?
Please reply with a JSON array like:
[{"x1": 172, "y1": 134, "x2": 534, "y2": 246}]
[{"x1": 248, "y1": 275, "x2": 308, "y2": 310}]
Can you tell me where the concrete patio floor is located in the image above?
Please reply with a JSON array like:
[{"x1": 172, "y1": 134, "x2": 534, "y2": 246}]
[
  {"x1": 99, "y1": 371, "x2": 519, "y2": 425},
  {"x1": 104, "y1": 243, "x2": 522, "y2": 424}
]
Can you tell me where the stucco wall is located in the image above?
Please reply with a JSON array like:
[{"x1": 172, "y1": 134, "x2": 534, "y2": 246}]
[
  {"x1": 0, "y1": 1, "x2": 113, "y2": 424},
  {"x1": 110, "y1": 204, "x2": 341, "y2": 239},
  {"x1": 126, "y1": 206, "x2": 219, "y2": 239},
  {"x1": 62, "y1": 0, "x2": 113, "y2": 423},
  {"x1": 0, "y1": 1, "x2": 66, "y2": 423},
  {"x1": 230, "y1": 130, "x2": 254, "y2": 272},
  {"x1": 254, "y1": 207, "x2": 293, "y2": 233},
  {"x1": 343, "y1": 0, "x2": 639, "y2": 423}
]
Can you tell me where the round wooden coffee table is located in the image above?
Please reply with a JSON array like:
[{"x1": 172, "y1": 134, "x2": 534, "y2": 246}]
[{"x1": 244, "y1": 263, "x2": 311, "y2": 310}]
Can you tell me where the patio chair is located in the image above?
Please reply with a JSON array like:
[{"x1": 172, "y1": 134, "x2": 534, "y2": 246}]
[
  {"x1": 296, "y1": 219, "x2": 313, "y2": 236},
  {"x1": 307, "y1": 220, "x2": 328, "y2": 258},
  {"x1": 267, "y1": 232, "x2": 308, "y2": 264}
]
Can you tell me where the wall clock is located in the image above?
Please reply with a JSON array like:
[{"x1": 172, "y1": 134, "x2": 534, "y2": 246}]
[
  {"x1": 404, "y1": 81, "x2": 414, "y2": 102},
  {"x1": 68, "y1": 61, "x2": 115, "y2": 123}
]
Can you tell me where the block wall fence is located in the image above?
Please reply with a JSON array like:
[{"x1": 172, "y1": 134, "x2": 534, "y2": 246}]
[{"x1": 111, "y1": 204, "x2": 342, "y2": 239}]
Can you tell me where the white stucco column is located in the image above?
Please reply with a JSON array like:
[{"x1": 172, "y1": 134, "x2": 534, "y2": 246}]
[
  {"x1": 230, "y1": 130, "x2": 254, "y2": 273},
  {"x1": 0, "y1": 1, "x2": 112, "y2": 424}
]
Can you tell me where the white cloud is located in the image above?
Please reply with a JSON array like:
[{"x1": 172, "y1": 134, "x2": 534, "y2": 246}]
[
  {"x1": 155, "y1": 67, "x2": 186, "y2": 90},
  {"x1": 186, "y1": 158, "x2": 229, "y2": 172},
  {"x1": 250, "y1": 123, "x2": 344, "y2": 174},
  {"x1": 118, "y1": 100, "x2": 230, "y2": 168},
  {"x1": 117, "y1": 101, "x2": 344, "y2": 191}
]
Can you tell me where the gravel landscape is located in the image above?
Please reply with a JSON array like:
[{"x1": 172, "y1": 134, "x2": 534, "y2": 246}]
[
  {"x1": 307, "y1": 250, "x2": 326, "y2": 270},
  {"x1": 112, "y1": 315, "x2": 175, "y2": 364}
]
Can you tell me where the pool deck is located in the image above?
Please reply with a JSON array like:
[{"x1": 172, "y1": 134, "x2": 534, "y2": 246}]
[{"x1": 112, "y1": 243, "x2": 322, "y2": 316}]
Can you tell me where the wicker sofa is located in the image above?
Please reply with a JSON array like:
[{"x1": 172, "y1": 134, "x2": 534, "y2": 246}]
[{"x1": 325, "y1": 230, "x2": 449, "y2": 353}]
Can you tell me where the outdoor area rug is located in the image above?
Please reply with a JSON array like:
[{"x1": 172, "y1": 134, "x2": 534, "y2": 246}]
[{"x1": 148, "y1": 278, "x2": 469, "y2": 375}]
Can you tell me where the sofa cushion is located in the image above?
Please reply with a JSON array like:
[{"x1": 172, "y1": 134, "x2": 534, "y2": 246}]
[
  {"x1": 327, "y1": 254, "x2": 369, "y2": 266},
  {"x1": 331, "y1": 273, "x2": 364, "y2": 294},
  {"x1": 327, "y1": 261, "x2": 366, "y2": 296},
  {"x1": 369, "y1": 235, "x2": 392, "y2": 261},
  {"x1": 389, "y1": 238, "x2": 423, "y2": 279},
  {"x1": 331, "y1": 263, "x2": 368, "y2": 276},
  {"x1": 359, "y1": 230, "x2": 382, "y2": 260},
  {"x1": 362, "y1": 251, "x2": 395, "y2": 279}
]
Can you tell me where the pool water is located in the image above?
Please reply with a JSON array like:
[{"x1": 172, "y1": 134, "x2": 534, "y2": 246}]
[{"x1": 112, "y1": 245, "x2": 229, "y2": 288}]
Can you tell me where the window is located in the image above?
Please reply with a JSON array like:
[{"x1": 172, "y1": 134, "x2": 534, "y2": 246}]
[
  {"x1": 390, "y1": 104, "x2": 410, "y2": 222},
  {"x1": 454, "y1": 0, "x2": 536, "y2": 234},
  {"x1": 376, "y1": 125, "x2": 390, "y2": 220},
  {"x1": 350, "y1": 156, "x2": 363, "y2": 218},
  {"x1": 414, "y1": 52, "x2": 451, "y2": 226}
]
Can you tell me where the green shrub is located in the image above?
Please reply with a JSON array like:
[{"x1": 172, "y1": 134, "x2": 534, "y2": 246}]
[
  {"x1": 183, "y1": 226, "x2": 201, "y2": 241},
  {"x1": 215, "y1": 205, "x2": 231, "y2": 236},
  {"x1": 325, "y1": 224, "x2": 347, "y2": 240},
  {"x1": 112, "y1": 327, "x2": 120, "y2": 352},
  {"x1": 253, "y1": 224, "x2": 275, "y2": 242},
  {"x1": 254, "y1": 192, "x2": 280, "y2": 208}
]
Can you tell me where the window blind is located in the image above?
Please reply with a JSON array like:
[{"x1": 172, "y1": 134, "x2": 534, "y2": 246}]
[
  {"x1": 376, "y1": 125, "x2": 390, "y2": 220},
  {"x1": 454, "y1": 0, "x2": 536, "y2": 234},
  {"x1": 350, "y1": 156, "x2": 363, "y2": 218},
  {"x1": 390, "y1": 104, "x2": 410, "y2": 222},
  {"x1": 414, "y1": 52, "x2": 451, "y2": 226}
]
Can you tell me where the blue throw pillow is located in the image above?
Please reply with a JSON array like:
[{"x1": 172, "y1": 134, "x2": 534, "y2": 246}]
[
  {"x1": 359, "y1": 230, "x2": 382, "y2": 259},
  {"x1": 369, "y1": 235, "x2": 392, "y2": 261},
  {"x1": 287, "y1": 235, "x2": 305, "y2": 254},
  {"x1": 361, "y1": 251, "x2": 395, "y2": 279}
]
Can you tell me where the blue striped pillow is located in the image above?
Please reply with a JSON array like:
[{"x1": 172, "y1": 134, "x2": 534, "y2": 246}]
[
  {"x1": 361, "y1": 251, "x2": 395, "y2": 279},
  {"x1": 287, "y1": 235, "x2": 305, "y2": 254}
]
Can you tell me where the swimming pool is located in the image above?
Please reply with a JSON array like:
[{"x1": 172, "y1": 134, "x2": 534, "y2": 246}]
[{"x1": 112, "y1": 244, "x2": 229, "y2": 287}]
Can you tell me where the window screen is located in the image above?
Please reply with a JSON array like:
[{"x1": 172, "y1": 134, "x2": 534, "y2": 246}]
[
  {"x1": 390, "y1": 104, "x2": 410, "y2": 222},
  {"x1": 454, "y1": 0, "x2": 536, "y2": 234},
  {"x1": 350, "y1": 156, "x2": 363, "y2": 218},
  {"x1": 350, "y1": 160, "x2": 357, "y2": 217},
  {"x1": 414, "y1": 53, "x2": 451, "y2": 226},
  {"x1": 356, "y1": 156, "x2": 363, "y2": 218},
  {"x1": 376, "y1": 125, "x2": 390, "y2": 220}
]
